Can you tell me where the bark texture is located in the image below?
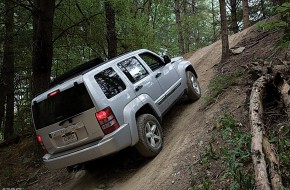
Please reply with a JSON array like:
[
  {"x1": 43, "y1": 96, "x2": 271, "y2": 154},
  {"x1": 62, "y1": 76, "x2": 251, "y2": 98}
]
[
  {"x1": 174, "y1": 0, "x2": 185, "y2": 55},
  {"x1": 105, "y1": 1, "x2": 117, "y2": 59},
  {"x1": 279, "y1": 79, "x2": 290, "y2": 118},
  {"x1": 219, "y1": 0, "x2": 230, "y2": 61},
  {"x1": 2, "y1": 0, "x2": 15, "y2": 140},
  {"x1": 229, "y1": 0, "x2": 239, "y2": 33},
  {"x1": 249, "y1": 75, "x2": 271, "y2": 190},
  {"x1": 31, "y1": 0, "x2": 55, "y2": 160},
  {"x1": 242, "y1": 0, "x2": 250, "y2": 29},
  {"x1": 0, "y1": 83, "x2": 4, "y2": 132},
  {"x1": 211, "y1": 0, "x2": 217, "y2": 41},
  {"x1": 32, "y1": 0, "x2": 55, "y2": 96},
  {"x1": 263, "y1": 137, "x2": 283, "y2": 190}
]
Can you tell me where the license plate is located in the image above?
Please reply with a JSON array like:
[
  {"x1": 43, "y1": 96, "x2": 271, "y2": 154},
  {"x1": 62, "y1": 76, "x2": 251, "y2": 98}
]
[{"x1": 63, "y1": 132, "x2": 78, "y2": 145}]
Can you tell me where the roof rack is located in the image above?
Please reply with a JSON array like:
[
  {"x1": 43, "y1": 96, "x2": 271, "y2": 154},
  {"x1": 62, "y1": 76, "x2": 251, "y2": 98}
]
[
  {"x1": 49, "y1": 57, "x2": 104, "y2": 87},
  {"x1": 49, "y1": 51, "x2": 133, "y2": 88}
]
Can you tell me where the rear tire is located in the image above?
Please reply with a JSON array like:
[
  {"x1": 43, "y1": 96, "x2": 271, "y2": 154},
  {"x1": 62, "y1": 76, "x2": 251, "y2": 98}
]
[
  {"x1": 186, "y1": 71, "x2": 201, "y2": 102},
  {"x1": 135, "y1": 114, "x2": 163, "y2": 157}
]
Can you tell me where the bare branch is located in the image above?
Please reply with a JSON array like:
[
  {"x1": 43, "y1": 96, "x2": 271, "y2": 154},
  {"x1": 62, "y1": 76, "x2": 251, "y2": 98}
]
[
  {"x1": 0, "y1": 4, "x2": 19, "y2": 16},
  {"x1": 75, "y1": 2, "x2": 90, "y2": 25},
  {"x1": 55, "y1": 0, "x2": 64, "y2": 9}
]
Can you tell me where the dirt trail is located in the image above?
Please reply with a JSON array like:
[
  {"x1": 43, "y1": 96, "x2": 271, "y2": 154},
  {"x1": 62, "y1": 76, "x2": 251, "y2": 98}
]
[{"x1": 59, "y1": 28, "x2": 253, "y2": 190}]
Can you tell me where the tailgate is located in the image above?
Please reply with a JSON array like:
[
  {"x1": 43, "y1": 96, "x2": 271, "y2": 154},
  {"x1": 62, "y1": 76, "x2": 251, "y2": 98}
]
[{"x1": 32, "y1": 83, "x2": 104, "y2": 154}]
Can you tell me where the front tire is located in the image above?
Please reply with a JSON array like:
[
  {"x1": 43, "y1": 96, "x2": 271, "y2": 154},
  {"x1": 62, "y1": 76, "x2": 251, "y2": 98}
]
[
  {"x1": 135, "y1": 114, "x2": 163, "y2": 157},
  {"x1": 186, "y1": 71, "x2": 201, "y2": 102}
]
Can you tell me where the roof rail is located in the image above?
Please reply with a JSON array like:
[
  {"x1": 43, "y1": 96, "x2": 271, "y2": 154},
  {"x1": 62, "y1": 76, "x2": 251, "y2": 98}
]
[
  {"x1": 49, "y1": 51, "x2": 134, "y2": 88},
  {"x1": 49, "y1": 57, "x2": 103, "y2": 87}
]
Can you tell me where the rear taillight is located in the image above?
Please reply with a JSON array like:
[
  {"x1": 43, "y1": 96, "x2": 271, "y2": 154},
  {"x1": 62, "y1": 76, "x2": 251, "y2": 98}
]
[
  {"x1": 96, "y1": 107, "x2": 119, "y2": 135},
  {"x1": 37, "y1": 135, "x2": 47, "y2": 153},
  {"x1": 37, "y1": 135, "x2": 42, "y2": 143},
  {"x1": 48, "y1": 90, "x2": 60, "y2": 97}
]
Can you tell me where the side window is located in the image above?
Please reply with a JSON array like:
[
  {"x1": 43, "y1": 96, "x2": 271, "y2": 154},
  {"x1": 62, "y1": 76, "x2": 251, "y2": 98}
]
[
  {"x1": 95, "y1": 68, "x2": 126, "y2": 99},
  {"x1": 139, "y1": 53, "x2": 164, "y2": 71},
  {"x1": 117, "y1": 57, "x2": 149, "y2": 83}
]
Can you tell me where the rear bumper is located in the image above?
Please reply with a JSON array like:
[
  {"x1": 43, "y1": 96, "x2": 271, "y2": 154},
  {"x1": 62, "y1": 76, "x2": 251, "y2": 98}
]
[{"x1": 43, "y1": 124, "x2": 132, "y2": 170}]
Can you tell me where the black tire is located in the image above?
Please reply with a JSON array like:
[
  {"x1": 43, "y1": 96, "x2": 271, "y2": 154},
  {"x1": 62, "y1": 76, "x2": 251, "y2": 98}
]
[
  {"x1": 135, "y1": 114, "x2": 163, "y2": 157},
  {"x1": 186, "y1": 71, "x2": 201, "y2": 102}
]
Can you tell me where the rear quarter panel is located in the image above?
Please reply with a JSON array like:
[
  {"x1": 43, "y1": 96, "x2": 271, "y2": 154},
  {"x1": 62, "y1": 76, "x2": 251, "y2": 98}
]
[{"x1": 123, "y1": 95, "x2": 162, "y2": 146}]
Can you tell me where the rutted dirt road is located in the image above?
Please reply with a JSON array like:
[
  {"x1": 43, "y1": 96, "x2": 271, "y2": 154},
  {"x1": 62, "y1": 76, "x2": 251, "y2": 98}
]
[{"x1": 57, "y1": 28, "x2": 252, "y2": 190}]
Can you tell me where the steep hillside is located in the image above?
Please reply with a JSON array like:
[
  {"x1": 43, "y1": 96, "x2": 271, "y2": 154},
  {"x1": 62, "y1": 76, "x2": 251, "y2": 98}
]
[
  {"x1": 53, "y1": 25, "x2": 288, "y2": 189},
  {"x1": 0, "y1": 24, "x2": 289, "y2": 190}
]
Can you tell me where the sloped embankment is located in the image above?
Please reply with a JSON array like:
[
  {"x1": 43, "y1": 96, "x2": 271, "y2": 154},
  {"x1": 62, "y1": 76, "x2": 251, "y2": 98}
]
[{"x1": 54, "y1": 26, "x2": 266, "y2": 190}]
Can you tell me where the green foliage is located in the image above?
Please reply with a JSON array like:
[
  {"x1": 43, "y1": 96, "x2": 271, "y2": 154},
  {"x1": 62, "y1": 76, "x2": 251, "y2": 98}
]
[
  {"x1": 2, "y1": 0, "x2": 223, "y2": 141},
  {"x1": 21, "y1": 154, "x2": 32, "y2": 164},
  {"x1": 194, "y1": 177, "x2": 213, "y2": 190},
  {"x1": 4, "y1": 166, "x2": 13, "y2": 179},
  {"x1": 194, "y1": 114, "x2": 254, "y2": 189},
  {"x1": 249, "y1": 0, "x2": 275, "y2": 22},
  {"x1": 257, "y1": 2, "x2": 290, "y2": 49},
  {"x1": 270, "y1": 123, "x2": 290, "y2": 165},
  {"x1": 218, "y1": 115, "x2": 253, "y2": 189},
  {"x1": 0, "y1": 0, "x2": 284, "y2": 141},
  {"x1": 279, "y1": 125, "x2": 290, "y2": 165},
  {"x1": 204, "y1": 74, "x2": 237, "y2": 105}
]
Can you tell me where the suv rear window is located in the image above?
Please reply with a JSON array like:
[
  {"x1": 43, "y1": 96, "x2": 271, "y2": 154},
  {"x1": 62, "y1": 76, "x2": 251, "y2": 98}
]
[
  {"x1": 32, "y1": 83, "x2": 94, "y2": 129},
  {"x1": 95, "y1": 67, "x2": 126, "y2": 99}
]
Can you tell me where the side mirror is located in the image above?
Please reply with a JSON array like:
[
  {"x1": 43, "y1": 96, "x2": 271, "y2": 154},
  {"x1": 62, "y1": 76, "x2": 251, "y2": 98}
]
[{"x1": 163, "y1": 55, "x2": 171, "y2": 64}]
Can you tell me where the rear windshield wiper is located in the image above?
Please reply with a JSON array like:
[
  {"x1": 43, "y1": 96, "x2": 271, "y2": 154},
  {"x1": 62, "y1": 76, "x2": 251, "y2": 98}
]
[{"x1": 59, "y1": 113, "x2": 82, "y2": 126}]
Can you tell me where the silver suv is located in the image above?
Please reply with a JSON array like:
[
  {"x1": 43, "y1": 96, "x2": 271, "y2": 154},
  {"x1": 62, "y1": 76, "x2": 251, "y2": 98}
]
[{"x1": 31, "y1": 49, "x2": 201, "y2": 170}]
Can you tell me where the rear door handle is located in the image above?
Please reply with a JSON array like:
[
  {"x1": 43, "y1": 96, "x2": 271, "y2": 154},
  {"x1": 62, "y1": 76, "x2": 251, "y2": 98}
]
[
  {"x1": 135, "y1": 85, "x2": 143, "y2": 92},
  {"x1": 155, "y1": 73, "x2": 162, "y2": 78}
]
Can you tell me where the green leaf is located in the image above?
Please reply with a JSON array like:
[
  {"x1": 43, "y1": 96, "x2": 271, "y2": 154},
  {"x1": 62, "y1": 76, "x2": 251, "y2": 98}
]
[{"x1": 285, "y1": 139, "x2": 290, "y2": 147}]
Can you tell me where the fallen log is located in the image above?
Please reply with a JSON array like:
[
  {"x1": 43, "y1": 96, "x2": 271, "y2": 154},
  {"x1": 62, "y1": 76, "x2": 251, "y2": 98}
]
[
  {"x1": 278, "y1": 79, "x2": 290, "y2": 118},
  {"x1": 262, "y1": 137, "x2": 283, "y2": 190},
  {"x1": 249, "y1": 75, "x2": 271, "y2": 190}
]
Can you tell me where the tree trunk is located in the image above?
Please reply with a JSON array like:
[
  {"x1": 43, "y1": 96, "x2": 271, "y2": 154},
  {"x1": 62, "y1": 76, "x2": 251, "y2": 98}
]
[
  {"x1": 219, "y1": 0, "x2": 230, "y2": 61},
  {"x1": 183, "y1": 0, "x2": 190, "y2": 53},
  {"x1": 3, "y1": 0, "x2": 15, "y2": 140},
  {"x1": 174, "y1": 0, "x2": 185, "y2": 55},
  {"x1": 31, "y1": 0, "x2": 55, "y2": 97},
  {"x1": 249, "y1": 75, "x2": 271, "y2": 190},
  {"x1": 242, "y1": 0, "x2": 250, "y2": 29},
  {"x1": 31, "y1": 0, "x2": 55, "y2": 161},
  {"x1": 212, "y1": 0, "x2": 217, "y2": 41},
  {"x1": 261, "y1": 0, "x2": 266, "y2": 19},
  {"x1": 0, "y1": 64, "x2": 5, "y2": 134},
  {"x1": 105, "y1": 1, "x2": 117, "y2": 59},
  {"x1": 0, "y1": 83, "x2": 4, "y2": 133},
  {"x1": 230, "y1": 0, "x2": 239, "y2": 33}
]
